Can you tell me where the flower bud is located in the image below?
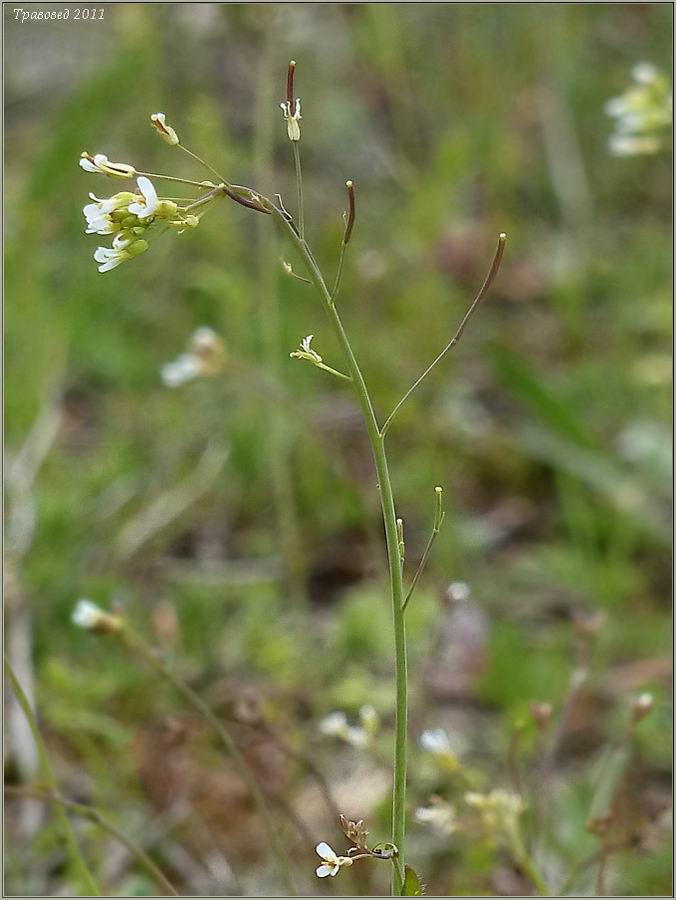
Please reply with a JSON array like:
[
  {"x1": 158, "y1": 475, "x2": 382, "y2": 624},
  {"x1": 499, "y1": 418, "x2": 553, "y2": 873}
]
[{"x1": 150, "y1": 113, "x2": 179, "y2": 145}]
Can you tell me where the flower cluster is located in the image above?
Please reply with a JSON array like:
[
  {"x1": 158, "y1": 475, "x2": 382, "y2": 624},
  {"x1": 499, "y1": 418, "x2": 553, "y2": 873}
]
[
  {"x1": 80, "y1": 113, "x2": 216, "y2": 273},
  {"x1": 464, "y1": 788, "x2": 525, "y2": 845},
  {"x1": 161, "y1": 327, "x2": 227, "y2": 388},
  {"x1": 82, "y1": 174, "x2": 189, "y2": 272},
  {"x1": 606, "y1": 63, "x2": 672, "y2": 156}
]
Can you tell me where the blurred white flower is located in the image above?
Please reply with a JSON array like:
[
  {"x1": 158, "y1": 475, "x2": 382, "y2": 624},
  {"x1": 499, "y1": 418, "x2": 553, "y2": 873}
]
[
  {"x1": 72, "y1": 599, "x2": 122, "y2": 634},
  {"x1": 315, "y1": 842, "x2": 353, "y2": 878},
  {"x1": 447, "y1": 580, "x2": 471, "y2": 602},
  {"x1": 80, "y1": 152, "x2": 136, "y2": 178},
  {"x1": 150, "y1": 112, "x2": 179, "y2": 146},
  {"x1": 606, "y1": 63, "x2": 672, "y2": 156},
  {"x1": 318, "y1": 710, "x2": 370, "y2": 749},
  {"x1": 414, "y1": 798, "x2": 458, "y2": 835},
  {"x1": 161, "y1": 326, "x2": 226, "y2": 388},
  {"x1": 420, "y1": 728, "x2": 451, "y2": 755},
  {"x1": 420, "y1": 728, "x2": 462, "y2": 771},
  {"x1": 465, "y1": 789, "x2": 525, "y2": 843}
]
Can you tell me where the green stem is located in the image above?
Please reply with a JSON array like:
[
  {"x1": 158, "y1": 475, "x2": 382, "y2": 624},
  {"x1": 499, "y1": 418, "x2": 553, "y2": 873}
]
[
  {"x1": 292, "y1": 143, "x2": 305, "y2": 241},
  {"x1": 121, "y1": 632, "x2": 296, "y2": 896},
  {"x1": 511, "y1": 830, "x2": 551, "y2": 897},
  {"x1": 315, "y1": 362, "x2": 352, "y2": 382},
  {"x1": 267, "y1": 204, "x2": 408, "y2": 893},
  {"x1": 5, "y1": 786, "x2": 178, "y2": 897},
  {"x1": 254, "y1": 31, "x2": 308, "y2": 605},
  {"x1": 177, "y1": 143, "x2": 228, "y2": 185},
  {"x1": 381, "y1": 233, "x2": 506, "y2": 438},
  {"x1": 4, "y1": 656, "x2": 102, "y2": 897},
  {"x1": 331, "y1": 241, "x2": 347, "y2": 302}
]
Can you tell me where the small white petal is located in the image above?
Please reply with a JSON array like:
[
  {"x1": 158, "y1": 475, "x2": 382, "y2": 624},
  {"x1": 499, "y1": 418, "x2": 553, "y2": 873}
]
[
  {"x1": 315, "y1": 842, "x2": 337, "y2": 863},
  {"x1": 161, "y1": 354, "x2": 202, "y2": 388},
  {"x1": 72, "y1": 599, "x2": 103, "y2": 629},
  {"x1": 315, "y1": 866, "x2": 333, "y2": 878}
]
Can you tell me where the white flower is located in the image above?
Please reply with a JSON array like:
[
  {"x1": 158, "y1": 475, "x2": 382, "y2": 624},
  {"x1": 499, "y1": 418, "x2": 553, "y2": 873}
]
[
  {"x1": 632, "y1": 62, "x2": 658, "y2": 85},
  {"x1": 344, "y1": 727, "x2": 369, "y2": 749},
  {"x1": 94, "y1": 239, "x2": 148, "y2": 273},
  {"x1": 80, "y1": 152, "x2": 136, "y2": 178},
  {"x1": 290, "y1": 334, "x2": 322, "y2": 364},
  {"x1": 315, "y1": 842, "x2": 353, "y2": 878},
  {"x1": 150, "y1": 112, "x2": 179, "y2": 146},
  {"x1": 318, "y1": 710, "x2": 370, "y2": 749},
  {"x1": 161, "y1": 327, "x2": 227, "y2": 388},
  {"x1": 83, "y1": 191, "x2": 135, "y2": 235},
  {"x1": 632, "y1": 691, "x2": 654, "y2": 721},
  {"x1": 420, "y1": 728, "x2": 451, "y2": 755},
  {"x1": 318, "y1": 711, "x2": 349, "y2": 739},
  {"x1": 447, "y1": 580, "x2": 471, "y2": 602},
  {"x1": 72, "y1": 599, "x2": 122, "y2": 634},
  {"x1": 609, "y1": 134, "x2": 662, "y2": 156},
  {"x1": 128, "y1": 177, "x2": 159, "y2": 219},
  {"x1": 465, "y1": 789, "x2": 525, "y2": 842},
  {"x1": 161, "y1": 354, "x2": 203, "y2": 388},
  {"x1": 414, "y1": 798, "x2": 458, "y2": 835},
  {"x1": 280, "y1": 98, "x2": 302, "y2": 142},
  {"x1": 605, "y1": 64, "x2": 672, "y2": 156},
  {"x1": 420, "y1": 728, "x2": 462, "y2": 770}
]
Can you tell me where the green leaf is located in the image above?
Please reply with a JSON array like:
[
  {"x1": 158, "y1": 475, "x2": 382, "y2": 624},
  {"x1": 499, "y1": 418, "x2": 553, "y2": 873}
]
[{"x1": 401, "y1": 865, "x2": 425, "y2": 896}]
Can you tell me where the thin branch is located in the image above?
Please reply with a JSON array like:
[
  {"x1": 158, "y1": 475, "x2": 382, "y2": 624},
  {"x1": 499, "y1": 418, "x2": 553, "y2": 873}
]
[
  {"x1": 177, "y1": 143, "x2": 228, "y2": 186},
  {"x1": 381, "y1": 233, "x2": 507, "y2": 437},
  {"x1": 121, "y1": 632, "x2": 296, "y2": 896},
  {"x1": 4, "y1": 786, "x2": 178, "y2": 897},
  {"x1": 401, "y1": 486, "x2": 444, "y2": 611},
  {"x1": 330, "y1": 181, "x2": 356, "y2": 304},
  {"x1": 4, "y1": 657, "x2": 102, "y2": 896}
]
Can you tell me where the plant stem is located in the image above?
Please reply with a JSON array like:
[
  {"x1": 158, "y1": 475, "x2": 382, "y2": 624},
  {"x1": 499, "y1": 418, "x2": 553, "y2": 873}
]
[
  {"x1": 121, "y1": 631, "x2": 296, "y2": 896},
  {"x1": 4, "y1": 656, "x2": 102, "y2": 897},
  {"x1": 381, "y1": 233, "x2": 506, "y2": 437},
  {"x1": 292, "y1": 143, "x2": 305, "y2": 241},
  {"x1": 177, "y1": 143, "x2": 228, "y2": 185},
  {"x1": 254, "y1": 24, "x2": 308, "y2": 605},
  {"x1": 5, "y1": 786, "x2": 178, "y2": 897},
  {"x1": 267, "y1": 204, "x2": 408, "y2": 892}
]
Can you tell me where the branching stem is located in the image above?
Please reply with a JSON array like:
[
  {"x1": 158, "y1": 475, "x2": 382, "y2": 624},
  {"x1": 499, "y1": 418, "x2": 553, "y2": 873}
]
[
  {"x1": 4, "y1": 785, "x2": 178, "y2": 897},
  {"x1": 120, "y1": 631, "x2": 296, "y2": 896},
  {"x1": 402, "y1": 487, "x2": 445, "y2": 611},
  {"x1": 265, "y1": 199, "x2": 408, "y2": 893},
  {"x1": 381, "y1": 233, "x2": 506, "y2": 437}
]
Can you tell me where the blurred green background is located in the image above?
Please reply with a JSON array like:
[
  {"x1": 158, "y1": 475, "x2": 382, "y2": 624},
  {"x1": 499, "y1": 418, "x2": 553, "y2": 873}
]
[{"x1": 5, "y1": 3, "x2": 672, "y2": 896}]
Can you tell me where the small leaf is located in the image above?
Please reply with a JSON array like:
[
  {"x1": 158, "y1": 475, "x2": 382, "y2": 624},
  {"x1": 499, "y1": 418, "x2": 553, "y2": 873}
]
[{"x1": 401, "y1": 865, "x2": 424, "y2": 896}]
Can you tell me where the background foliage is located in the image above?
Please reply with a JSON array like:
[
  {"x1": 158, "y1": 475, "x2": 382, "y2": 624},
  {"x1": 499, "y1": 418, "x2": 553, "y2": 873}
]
[{"x1": 5, "y1": 3, "x2": 672, "y2": 896}]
